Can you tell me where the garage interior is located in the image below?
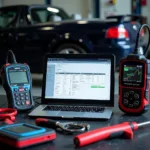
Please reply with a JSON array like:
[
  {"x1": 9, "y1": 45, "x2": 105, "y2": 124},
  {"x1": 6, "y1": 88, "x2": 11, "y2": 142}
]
[
  {"x1": 0, "y1": 0, "x2": 148, "y2": 96},
  {"x1": 0, "y1": 0, "x2": 150, "y2": 149}
]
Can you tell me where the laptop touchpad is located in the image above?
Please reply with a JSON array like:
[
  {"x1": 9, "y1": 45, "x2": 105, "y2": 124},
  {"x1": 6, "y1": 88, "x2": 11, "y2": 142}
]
[{"x1": 58, "y1": 112, "x2": 85, "y2": 117}]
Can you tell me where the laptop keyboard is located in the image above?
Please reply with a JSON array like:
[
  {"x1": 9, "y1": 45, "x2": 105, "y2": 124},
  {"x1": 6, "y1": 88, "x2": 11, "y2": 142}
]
[{"x1": 43, "y1": 105, "x2": 105, "y2": 113}]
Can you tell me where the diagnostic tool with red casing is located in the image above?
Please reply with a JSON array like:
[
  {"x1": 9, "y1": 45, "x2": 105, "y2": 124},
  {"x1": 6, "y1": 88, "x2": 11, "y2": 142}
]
[
  {"x1": 0, "y1": 123, "x2": 56, "y2": 148},
  {"x1": 119, "y1": 24, "x2": 150, "y2": 114}
]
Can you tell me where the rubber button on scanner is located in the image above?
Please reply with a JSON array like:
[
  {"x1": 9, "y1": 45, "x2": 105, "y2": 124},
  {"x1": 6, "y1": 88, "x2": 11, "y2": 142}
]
[
  {"x1": 14, "y1": 93, "x2": 19, "y2": 96},
  {"x1": 16, "y1": 101, "x2": 20, "y2": 105},
  {"x1": 134, "y1": 93, "x2": 139, "y2": 99},
  {"x1": 15, "y1": 97, "x2": 19, "y2": 101},
  {"x1": 129, "y1": 104, "x2": 133, "y2": 107},
  {"x1": 20, "y1": 93, "x2": 24, "y2": 96},
  {"x1": 26, "y1": 101, "x2": 30, "y2": 105},
  {"x1": 124, "y1": 92, "x2": 129, "y2": 98},
  {"x1": 19, "y1": 88, "x2": 24, "y2": 92},
  {"x1": 129, "y1": 91, "x2": 134, "y2": 95},
  {"x1": 21, "y1": 102, "x2": 25, "y2": 105},
  {"x1": 21, "y1": 97, "x2": 25, "y2": 100},
  {"x1": 134, "y1": 101, "x2": 139, "y2": 106},
  {"x1": 14, "y1": 88, "x2": 18, "y2": 92},
  {"x1": 124, "y1": 99, "x2": 128, "y2": 105}
]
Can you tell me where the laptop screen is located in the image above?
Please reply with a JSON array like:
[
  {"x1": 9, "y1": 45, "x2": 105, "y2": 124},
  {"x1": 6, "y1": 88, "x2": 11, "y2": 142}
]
[{"x1": 44, "y1": 55, "x2": 113, "y2": 102}]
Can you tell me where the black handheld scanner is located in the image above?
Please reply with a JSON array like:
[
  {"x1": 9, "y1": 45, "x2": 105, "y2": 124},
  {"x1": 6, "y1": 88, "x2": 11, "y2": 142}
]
[{"x1": 0, "y1": 51, "x2": 34, "y2": 111}]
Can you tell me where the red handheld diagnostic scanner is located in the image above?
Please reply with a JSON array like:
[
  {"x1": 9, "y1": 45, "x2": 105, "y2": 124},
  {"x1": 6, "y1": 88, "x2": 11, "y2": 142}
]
[
  {"x1": 0, "y1": 123, "x2": 56, "y2": 148},
  {"x1": 74, "y1": 122, "x2": 138, "y2": 147},
  {"x1": 119, "y1": 58, "x2": 150, "y2": 114},
  {"x1": 118, "y1": 24, "x2": 150, "y2": 114}
]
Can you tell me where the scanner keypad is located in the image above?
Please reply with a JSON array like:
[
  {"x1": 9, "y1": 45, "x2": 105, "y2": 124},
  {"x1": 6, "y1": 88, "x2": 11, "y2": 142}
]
[
  {"x1": 13, "y1": 87, "x2": 31, "y2": 106},
  {"x1": 122, "y1": 89, "x2": 141, "y2": 108}
]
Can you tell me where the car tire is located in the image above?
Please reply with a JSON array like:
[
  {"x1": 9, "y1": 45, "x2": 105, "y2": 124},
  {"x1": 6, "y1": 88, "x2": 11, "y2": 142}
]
[{"x1": 53, "y1": 43, "x2": 87, "y2": 54}]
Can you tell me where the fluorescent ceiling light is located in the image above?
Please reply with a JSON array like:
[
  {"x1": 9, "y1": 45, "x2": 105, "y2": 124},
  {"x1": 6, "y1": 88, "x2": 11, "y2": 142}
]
[
  {"x1": 47, "y1": 7, "x2": 59, "y2": 13},
  {"x1": 77, "y1": 21, "x2": 87, "y2": 24}
]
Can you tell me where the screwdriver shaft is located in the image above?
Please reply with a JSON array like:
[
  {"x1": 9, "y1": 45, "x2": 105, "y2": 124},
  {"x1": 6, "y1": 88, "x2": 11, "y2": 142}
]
[{"x1": 138, "y1": 121, "x2": 150, "y2": 128}]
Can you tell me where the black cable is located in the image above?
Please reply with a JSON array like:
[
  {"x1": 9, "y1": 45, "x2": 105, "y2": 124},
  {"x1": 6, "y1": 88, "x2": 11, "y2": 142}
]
[
  {"x1": 34, "y1": 97, "x2": 41, "y2": 104},
  {"x1": 134, "y1": 24, "x2": 150, "y2": 55},
  {"x1": 6, "y1": 50, "x2": 17, "y2": 64}
]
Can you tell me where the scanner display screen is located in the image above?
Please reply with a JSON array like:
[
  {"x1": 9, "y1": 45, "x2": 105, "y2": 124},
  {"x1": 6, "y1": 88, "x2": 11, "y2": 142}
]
[
  {"x1": 4, "y1": 124, "x2": 38, "y2": 134},
  {"x1": 123, "y1": 65, "x2": 143, "y2": 83},
  {"x1": 9, "y1": 71, "x2": 28, "y2": 84}
]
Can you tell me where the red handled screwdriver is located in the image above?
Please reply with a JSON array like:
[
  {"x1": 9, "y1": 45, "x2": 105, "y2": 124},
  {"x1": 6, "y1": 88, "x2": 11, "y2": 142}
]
[{"x1": 74, "y1": 121, "x2": 150, "y2": 147}]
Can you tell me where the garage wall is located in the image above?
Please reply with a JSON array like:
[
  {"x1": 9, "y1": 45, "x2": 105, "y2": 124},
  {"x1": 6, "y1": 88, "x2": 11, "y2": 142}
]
[
  {"x1": 3, "y1": 0, "x2": 44, "y2": 6},
  {"x1": 142, "y1": 0, "x2": 150, "y2": 25},
  {"x1": 52, "y1": 0, "x2": 90, "y2": 18},
  {"x1": 88, "y1": 0, "x2": 94, "y2": 18},
  {"x1": 2, "y1": 0, "x2": 91, "y2": 19},
  {"x1": 1, "y1": 0, "x2": 133, "y2": 20},
  {"x1": 100, "y1": 0, "x2": 131, "y2": 19},
  {"x1": 0, "y1": 0, "x2": 3, "y2": 7}
]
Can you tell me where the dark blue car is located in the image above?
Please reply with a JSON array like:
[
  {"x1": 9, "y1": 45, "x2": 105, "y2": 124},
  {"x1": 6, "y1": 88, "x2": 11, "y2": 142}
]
[{"x1": 0, "y1": 5, "x2": 146, "y2": 72}]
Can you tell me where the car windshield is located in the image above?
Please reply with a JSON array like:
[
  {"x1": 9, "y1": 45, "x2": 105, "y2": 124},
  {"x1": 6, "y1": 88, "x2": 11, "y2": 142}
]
[
  {"x1": 0, "y1": 8, "x2": 18, "y2": 28},
  {"x1": 30, "y1": 7, "x2": 70, "y2": 24}
]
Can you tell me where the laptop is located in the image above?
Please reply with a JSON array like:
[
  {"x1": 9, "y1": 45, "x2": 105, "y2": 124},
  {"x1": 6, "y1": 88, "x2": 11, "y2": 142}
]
[{"x1": 28, "y1": 53, "x2": 115, "y2": 119}]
